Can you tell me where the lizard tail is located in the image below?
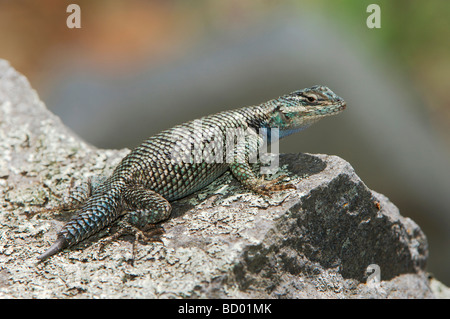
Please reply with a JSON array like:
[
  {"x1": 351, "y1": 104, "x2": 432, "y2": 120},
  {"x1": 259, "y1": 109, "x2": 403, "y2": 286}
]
[
  {"x1": 37, "y1": 188, "x2": 123, "y2": 261},
  {"x1": 37, "y1": 235, "x2": 69, "y2": 261}
]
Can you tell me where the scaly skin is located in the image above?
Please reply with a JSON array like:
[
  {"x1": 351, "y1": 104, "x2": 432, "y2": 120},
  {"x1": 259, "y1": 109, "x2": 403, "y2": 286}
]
[{"x1": 37, "y1": 85, "x2": 346, "y2": 261}]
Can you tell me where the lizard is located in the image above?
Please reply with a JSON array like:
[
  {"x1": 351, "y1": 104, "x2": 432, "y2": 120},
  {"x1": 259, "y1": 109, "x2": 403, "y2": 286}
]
[{"x1": 35, "y1": 85, "x2": 346, "y2": 261}]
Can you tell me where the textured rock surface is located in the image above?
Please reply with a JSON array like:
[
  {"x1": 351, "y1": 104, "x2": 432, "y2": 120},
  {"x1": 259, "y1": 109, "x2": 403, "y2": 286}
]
[{"x1": 0, "y1": 59, "x2": 446, "y2": 298}]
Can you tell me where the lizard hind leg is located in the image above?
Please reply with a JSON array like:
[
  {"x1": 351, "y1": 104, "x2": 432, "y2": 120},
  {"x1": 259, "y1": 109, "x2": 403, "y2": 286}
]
[
  {"x1": 98, "y1": 186, "x2": 171, "y2": 263},
  {"x1": 98, "y1": 219, "x2": 164, "y2": 264}
]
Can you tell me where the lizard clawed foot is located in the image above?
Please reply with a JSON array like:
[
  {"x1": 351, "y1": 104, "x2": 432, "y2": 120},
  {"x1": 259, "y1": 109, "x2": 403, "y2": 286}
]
[
  {"x1": 253, "y1": 174, "x2": 296, "y2": 196},
  {"x1": 98, "y1": 220, "x2": 164, "y2": 264}
]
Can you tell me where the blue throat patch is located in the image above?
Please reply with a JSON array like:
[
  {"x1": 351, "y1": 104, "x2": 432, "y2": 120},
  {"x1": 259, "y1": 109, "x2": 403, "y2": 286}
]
[{"x1": 260, "y1": 125, "x2": 310, "y2": 143}]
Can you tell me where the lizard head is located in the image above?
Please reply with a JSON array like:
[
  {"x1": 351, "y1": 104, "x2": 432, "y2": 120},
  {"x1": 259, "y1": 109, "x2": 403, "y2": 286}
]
[{"x1": 267, "y1": 85, "x2": 346, "y2": 134}]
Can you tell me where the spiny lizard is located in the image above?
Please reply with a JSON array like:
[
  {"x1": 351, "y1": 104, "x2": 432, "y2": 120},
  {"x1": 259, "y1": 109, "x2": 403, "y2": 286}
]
[{"x1": 36, "y1": 85, "x2": 346, "y2": 261}]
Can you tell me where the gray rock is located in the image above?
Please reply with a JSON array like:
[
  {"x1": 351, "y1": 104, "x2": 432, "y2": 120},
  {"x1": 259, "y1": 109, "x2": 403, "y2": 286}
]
[{"x1": 0, "y1": 59, "x2": 444, "y2": 298}]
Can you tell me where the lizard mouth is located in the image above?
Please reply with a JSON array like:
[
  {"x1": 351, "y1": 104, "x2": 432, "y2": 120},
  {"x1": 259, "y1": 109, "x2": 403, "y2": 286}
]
[{"x1": 334, "y1": 101, "x2": 346, "y2": 113}]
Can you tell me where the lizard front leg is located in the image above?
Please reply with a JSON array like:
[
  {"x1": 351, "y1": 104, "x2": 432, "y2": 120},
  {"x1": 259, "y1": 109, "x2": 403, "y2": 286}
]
[{"x1": 229, "y1": 131, "x2": 295, "y2": 195}]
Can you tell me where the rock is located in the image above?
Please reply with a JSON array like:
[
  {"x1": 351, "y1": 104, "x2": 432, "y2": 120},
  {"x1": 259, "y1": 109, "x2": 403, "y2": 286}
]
[{"x1": 0, "y1": 59, "x2": 443, "y2": 298}]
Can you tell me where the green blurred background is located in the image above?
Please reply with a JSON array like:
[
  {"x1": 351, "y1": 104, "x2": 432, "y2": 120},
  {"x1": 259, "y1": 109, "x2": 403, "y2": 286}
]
[{"x1": 1, "y1": 0, "x2": 449, "y2": 285}]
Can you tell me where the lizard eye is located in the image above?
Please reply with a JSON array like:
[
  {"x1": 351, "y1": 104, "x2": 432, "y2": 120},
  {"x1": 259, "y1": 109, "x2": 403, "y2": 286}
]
[{"x1": 305, "y1": 94, "x2": 317, "y2": 103}]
